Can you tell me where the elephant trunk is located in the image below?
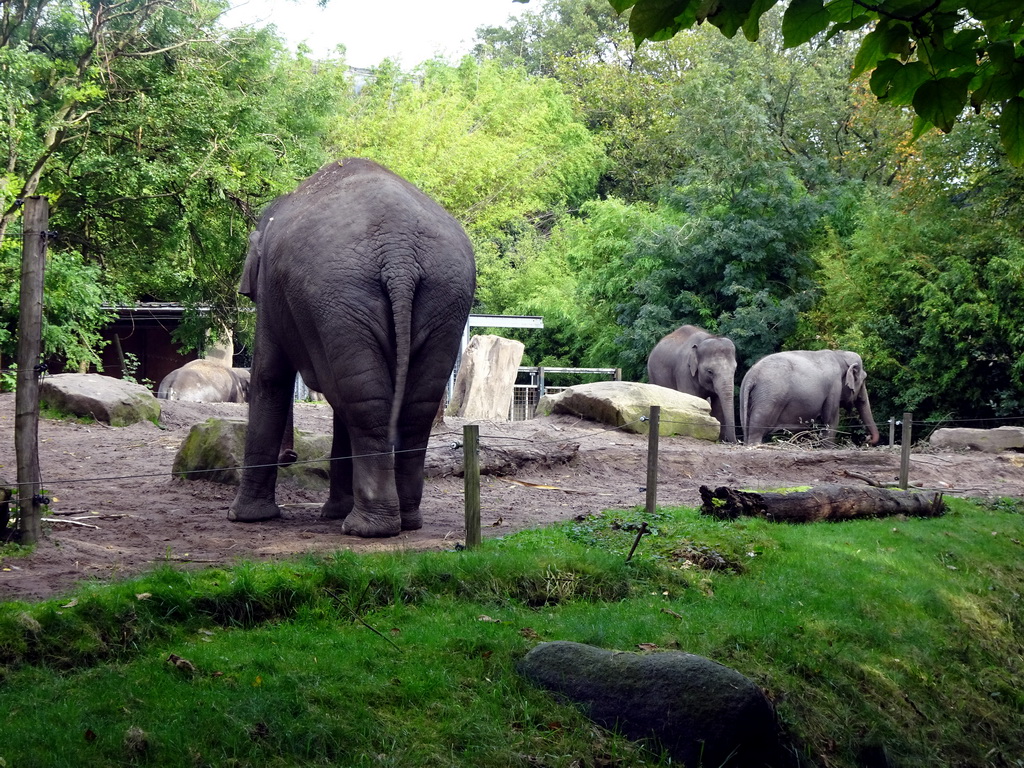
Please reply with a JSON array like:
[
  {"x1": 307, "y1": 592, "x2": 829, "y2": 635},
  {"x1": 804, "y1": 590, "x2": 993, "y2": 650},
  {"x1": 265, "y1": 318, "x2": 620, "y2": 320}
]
[
  {"x1": 714, "y1": 378, "x2": 738, "y2": 443},
  {"x1": 856, "y1": 388, "x2": 880, "y2": 446}
]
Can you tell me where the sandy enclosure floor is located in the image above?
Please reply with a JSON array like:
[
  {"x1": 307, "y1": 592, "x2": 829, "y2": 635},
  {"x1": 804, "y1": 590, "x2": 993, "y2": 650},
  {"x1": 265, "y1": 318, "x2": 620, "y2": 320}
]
[{"x1": 2, "y1": 393, "x2": 1023, "y2": 601}]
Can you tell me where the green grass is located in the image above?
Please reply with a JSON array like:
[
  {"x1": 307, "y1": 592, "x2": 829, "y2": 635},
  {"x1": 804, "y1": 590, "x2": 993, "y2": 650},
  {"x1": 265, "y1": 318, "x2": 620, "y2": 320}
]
[{"x1": 0, "y1": 498, "x2": 1022, "y2": 767}]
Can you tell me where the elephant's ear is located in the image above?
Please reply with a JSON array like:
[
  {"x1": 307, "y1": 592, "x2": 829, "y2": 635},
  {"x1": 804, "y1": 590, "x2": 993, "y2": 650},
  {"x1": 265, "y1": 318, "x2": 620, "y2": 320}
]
[
  {"x1": 238, "y1": 230, "x2": 261, "y2": 301},
  {"x1": 688, "y1": 343, "x2": 700, "y2": 378},
  {"x1": 844, "y1": 361, "x2": 862, "y2": 392}
]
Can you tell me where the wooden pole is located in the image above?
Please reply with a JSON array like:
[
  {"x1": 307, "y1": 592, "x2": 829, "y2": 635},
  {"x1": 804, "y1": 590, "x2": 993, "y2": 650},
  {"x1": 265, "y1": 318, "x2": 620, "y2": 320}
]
[
  {"x1": 15, "y1": 197, "x2": 48, "y2": 544},
  {"x1": 889, "y1": 417, "x2": 896, "y2": 451},
  {"x1": 898, "y1": 412, "x2": 913, "y2": 490},
  {"x1": 645, "y1": 405, "x2": 660, "y2": 515},
  {"x1": 463, "y1": 424, "x2": 481, "y2": 548}
]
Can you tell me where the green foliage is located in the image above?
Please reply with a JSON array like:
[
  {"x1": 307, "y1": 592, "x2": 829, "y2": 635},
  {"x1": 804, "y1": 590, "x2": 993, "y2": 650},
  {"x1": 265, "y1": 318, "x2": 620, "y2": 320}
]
[
  {"x1": 474, "y1": 197, "x2": 664, "y2": 367},
  {"x1": 1, "y1": 1, "x2": 350, "y2": 359},
  {"x1": 332, "y1": 57, "x2": 604, "y2": 238},
  {"x1": 615, "y1": 162, "x2": 829, "y2": 379},
  {"x1": 0, "y1": 240, "x2": 114, "y2": 371},
  {"x1": 797, "y1": 132, "x2": 1024, "y2": 421},
  {"x1": 609, "y1": 0, "x2": 1024, "y2": 164}
]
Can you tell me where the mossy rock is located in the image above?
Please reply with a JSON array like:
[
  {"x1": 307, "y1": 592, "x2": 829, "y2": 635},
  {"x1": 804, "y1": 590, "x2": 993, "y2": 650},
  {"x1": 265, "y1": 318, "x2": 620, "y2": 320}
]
[
  {"x1": 172, "y1": 418, "x2": 331, "y2": 489},
  {"x1": 39, "y1": 373, "x2": 160, "y2": 427}
]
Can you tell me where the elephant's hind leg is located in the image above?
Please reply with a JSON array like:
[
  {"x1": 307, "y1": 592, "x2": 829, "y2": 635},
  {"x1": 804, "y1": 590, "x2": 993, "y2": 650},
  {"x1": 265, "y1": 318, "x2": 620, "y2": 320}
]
[
  {"x1": 393, "y1": 397, "x2": 440, "y2": 531},
  {"x1": 321, "y1": 413, "x2": 354, "y2": 521},
  {"x1": 230, "y1": 345, "x2": 293, "y2": 522},
  {"x1": 337, "y1": 418, "x2": 402, "y2": 538}
]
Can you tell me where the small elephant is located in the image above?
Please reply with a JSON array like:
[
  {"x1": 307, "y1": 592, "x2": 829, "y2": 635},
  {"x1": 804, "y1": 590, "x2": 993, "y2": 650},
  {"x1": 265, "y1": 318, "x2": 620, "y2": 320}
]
[
  {"x1": 647, "y1": 325, "x2": 737, "y2": 442},
  {"x1": 740, "y1": 350, "x2": 881, "y2": 447},
  {"x1": 157, "y1": 359, "x2": 250, "y2": 403},
  {"x1": 229, "y1": 158, "x2": 476, "y2": 537}
]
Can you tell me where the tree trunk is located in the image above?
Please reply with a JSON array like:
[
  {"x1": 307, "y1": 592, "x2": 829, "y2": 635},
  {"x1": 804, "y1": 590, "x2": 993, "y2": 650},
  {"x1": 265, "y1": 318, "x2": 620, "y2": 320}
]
[{"x1": 699, "y1": 484, "x2": 945, "y2": 522}]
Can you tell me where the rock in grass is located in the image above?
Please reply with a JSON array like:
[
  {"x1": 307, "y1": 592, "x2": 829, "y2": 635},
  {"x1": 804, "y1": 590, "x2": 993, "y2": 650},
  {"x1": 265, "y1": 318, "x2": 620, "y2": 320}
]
[
  {"x1": 123, "y1": 726, "x2": 150, "y2": 756},
  {"x1": 518, "y1": 641, "x2": 786, "y2": 767}
]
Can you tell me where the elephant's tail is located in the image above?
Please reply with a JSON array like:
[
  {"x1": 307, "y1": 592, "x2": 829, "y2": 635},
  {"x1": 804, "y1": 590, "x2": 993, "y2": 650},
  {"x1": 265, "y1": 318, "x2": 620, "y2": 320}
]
[
  {"x1": 738, "y1": 378, "x2": 750, "y2": 441},
  {"x1": 385, "y1": 272, "x2": 418, "y2": 452}
]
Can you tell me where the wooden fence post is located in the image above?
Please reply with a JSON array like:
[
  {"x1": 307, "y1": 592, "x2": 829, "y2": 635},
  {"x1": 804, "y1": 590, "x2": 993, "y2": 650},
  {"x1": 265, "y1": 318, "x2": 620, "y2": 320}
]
[
  {"x1": 898, "y1": 412, "x2": 913, "y2": 490},
  {"x1": 15, "y1": 196, "x2": 48, "y2": 545},
  {"x1": 889, "y1": 417, "x2": 896, "y2": 451},
  {"x1": 463, "y1": 424, "x2": 481, "y2": 548},
  {"x1": 645, "y1": 405, "x2": 660, "y2": 515}
]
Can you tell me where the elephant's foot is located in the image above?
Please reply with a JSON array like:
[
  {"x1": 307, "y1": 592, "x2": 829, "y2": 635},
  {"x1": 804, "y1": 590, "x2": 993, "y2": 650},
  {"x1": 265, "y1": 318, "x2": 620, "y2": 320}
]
[
  {"x1": 320, "y1": 498, "x2": 352, "y2": 520},
  {"x1": 228, "y1": 496, "x2": 282, "y2": 522},
  {"x1": 400, "y1": 508, "x2": 423, "y2": 531},
  {"x1": 341, "y1": 509, "x2": 401, "y2": 538}
]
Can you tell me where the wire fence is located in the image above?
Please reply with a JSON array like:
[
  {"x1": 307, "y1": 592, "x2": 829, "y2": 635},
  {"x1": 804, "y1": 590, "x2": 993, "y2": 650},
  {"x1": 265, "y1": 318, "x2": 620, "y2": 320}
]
[{"x1": 5, "y1": 406, "x2": 1017, "y2": 496}]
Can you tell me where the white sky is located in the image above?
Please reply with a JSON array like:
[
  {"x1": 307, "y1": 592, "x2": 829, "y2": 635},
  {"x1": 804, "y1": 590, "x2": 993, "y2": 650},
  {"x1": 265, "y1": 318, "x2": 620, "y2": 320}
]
[{"x1": 221, "y1": 0, "x2": 530, "y2": 69}]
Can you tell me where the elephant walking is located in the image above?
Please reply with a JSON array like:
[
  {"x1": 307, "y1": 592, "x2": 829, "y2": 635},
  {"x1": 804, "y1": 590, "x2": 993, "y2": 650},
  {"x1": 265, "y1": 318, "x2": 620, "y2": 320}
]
[
  {"x1": 647, "y1": 325, "x2": 737, "y2": 442},
  {"x1": 740, "y1": 350, "x2": 881, "y2": 447},
  {"x1": 229, "y1": 158, "x2": 476, "y2": 537}
]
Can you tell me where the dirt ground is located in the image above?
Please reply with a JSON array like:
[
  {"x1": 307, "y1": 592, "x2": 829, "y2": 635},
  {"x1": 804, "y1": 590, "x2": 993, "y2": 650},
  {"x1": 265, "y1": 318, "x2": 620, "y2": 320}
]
[{"x1": 2, "y1": 392, "x2": 1024, "y2": 602}]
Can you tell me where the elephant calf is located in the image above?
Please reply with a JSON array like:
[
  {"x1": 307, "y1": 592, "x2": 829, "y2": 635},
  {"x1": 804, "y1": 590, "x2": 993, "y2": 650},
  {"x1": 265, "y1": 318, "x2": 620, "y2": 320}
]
[
  {"x1": 157, "y1": 359, "x2": 250, "y2": 403},
  {"x1": 647, "y1": 325, "x2": 737, "y2": 442},
  {"x1": 740, "y1": 349, "x2": 881, "y2": 447}
]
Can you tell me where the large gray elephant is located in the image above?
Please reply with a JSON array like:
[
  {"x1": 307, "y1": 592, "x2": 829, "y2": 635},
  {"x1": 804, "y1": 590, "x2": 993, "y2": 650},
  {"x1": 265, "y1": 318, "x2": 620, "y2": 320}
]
[
  {"x1": 157, "y1": 359, "x2": 250, "y2": 403},
  {"x1": 740, "y1": 350, "x2": 881, "y2": 447},
  {"x1": 647, "y1": 325, "x2": 737, "y2": 442},
  {"x1": 228, "y1": 158, "x2": 476, "y2": 537}
]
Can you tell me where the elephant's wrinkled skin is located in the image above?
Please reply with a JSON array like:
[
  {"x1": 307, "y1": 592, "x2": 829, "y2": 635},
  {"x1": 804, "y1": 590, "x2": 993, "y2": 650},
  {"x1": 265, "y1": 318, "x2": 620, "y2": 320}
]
[
  {"x1": 228, "y1": 158, "x2": 476, "y2": 537},
  {"x1": 647, "y1": 325, "x2": 738, "y2": 442},
  {"x1": 740, "y1": 349, "x2": 881, "y2": 447},
  {"x1": 157, "y1": 359, "x2": 250, "y2": 403}
]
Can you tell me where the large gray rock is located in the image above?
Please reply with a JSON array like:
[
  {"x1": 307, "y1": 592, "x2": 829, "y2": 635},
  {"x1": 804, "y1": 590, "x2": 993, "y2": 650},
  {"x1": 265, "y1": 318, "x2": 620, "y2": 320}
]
[
  {"x1": 39, "y1": 373, "x2": 161, "y2": 427},
  {"x1": 538, "y1": 381, "x2": 720, "y2": 441},
  {"x1": 447, "y1": 334, "x2": 525, "y2": 421},
  {"x1": 930, "y1": 426, "x2": 1024, "y2": 453},
  {"x1": 519, "y1": 641, "x2": 785, "y2": 767},
  {"x1": 172, "y1": 418, "x2": 332, "y2": 489}
]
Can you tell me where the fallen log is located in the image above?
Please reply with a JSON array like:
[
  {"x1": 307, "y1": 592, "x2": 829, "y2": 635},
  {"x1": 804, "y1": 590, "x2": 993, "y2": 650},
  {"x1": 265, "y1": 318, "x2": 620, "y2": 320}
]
[{"x1": 699, "y1": 484, "x2": 945, "y2": 522}]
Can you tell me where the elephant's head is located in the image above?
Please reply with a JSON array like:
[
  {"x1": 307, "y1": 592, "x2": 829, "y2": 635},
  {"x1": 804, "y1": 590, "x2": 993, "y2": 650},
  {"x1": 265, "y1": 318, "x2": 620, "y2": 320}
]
[
  {"x1": 691, "y1": 337, "x2": 738, "y2": 443},
  {"x1": 839, "y1": 352, "x2": 880, "y2": 445}
]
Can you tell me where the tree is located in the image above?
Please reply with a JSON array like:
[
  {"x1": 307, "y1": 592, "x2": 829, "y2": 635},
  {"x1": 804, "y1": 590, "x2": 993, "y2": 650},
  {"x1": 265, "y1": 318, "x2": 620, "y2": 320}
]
[
  {"x1": 473, "y1": 197, "x2": 664, "y2": 367},
  {"x1": 0, "y1": 1, "x2": 351, "y2": 368},
  {"x1": 608, "y1": 0, "x2": 1024, "y2": 164},
  {"x1": 615, "y1": 161, "x2": 829, "y2": 379},
  {"x1": 332, "y1": 57, "x2": 604, "y2": 237},
  {"x1": 796, "y1": 119, "x2": 1024, "y2": 423}
]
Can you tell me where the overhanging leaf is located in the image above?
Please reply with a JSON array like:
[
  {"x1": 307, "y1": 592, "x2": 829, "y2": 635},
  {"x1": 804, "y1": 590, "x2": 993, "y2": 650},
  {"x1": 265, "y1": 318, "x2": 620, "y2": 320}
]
[
  {"x1": 629, "y1": 0, "x2": 700, "y2": 43},
  {"x1": 609, "y1": 0, "x2": 641, "y2": 12},
  {"x1": 741, "y1": 0, "x2": 779, "y2": 41},
  {"x1": 913, "y1": 75, "x2": 971, "y2": 133},
  {"x1": 707, "y1": 0, "x2": 766, "y2": 38},
  {"x1": 965, "y1": 0, "x2": 1022, "y2": 20},
  {"x1": 782, "y1": 0, "x2": 830, "y2": 47},
  {"x1": 852, "y1": 28, "x2": 887, "y2": 79},
  {"x1": 872, "y1": 60, "x2": 931, "y2": 105},
  {"x1": 910, "y1": 114, "x2": 935, "y2": 143},
  {"x1": 999, "y1": 96, "x2": 1024, "y2": 165}
]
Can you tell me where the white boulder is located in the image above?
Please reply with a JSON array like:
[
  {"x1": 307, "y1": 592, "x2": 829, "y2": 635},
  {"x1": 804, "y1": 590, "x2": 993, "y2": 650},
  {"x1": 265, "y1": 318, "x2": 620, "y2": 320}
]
[{"x1": 538, "y1": 381, "x2": 720, "y2": 441}]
